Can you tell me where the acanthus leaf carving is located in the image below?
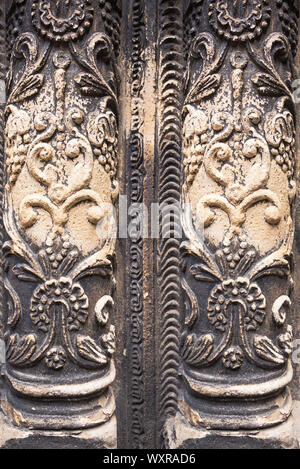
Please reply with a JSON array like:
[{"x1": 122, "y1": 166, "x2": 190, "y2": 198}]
[
  {"x1": 253, "y1": 335, "x2": 286, "y2": 364},
  {"x1": 77, "y1": 335, "x2": 108, "y2": 365},
  {"x1": 6, "y1": 333, "x2": 37, "y2": 366},
  {"x1": 7, "y1": 33, "x2": 50, "y2": 104},
  {"x1": 181, "y1": 332, "x2": 214, "y2": 366},
  {"x1": 185, "y1": 33, "x2": 227, "y2": 104}
]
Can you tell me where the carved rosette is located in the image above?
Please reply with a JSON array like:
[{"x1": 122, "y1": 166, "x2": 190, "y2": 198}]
[
  {"x1": 180, "y1": 0, "x2": 298, "y2": 430},
  {"x1": 2, "y1": 0, "x2": 120, "y2": 430}
]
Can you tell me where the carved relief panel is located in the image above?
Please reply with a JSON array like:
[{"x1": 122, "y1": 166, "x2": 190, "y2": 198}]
[
  {"x1": 2, "y1": 0, "x2": 121, "y2": 431},
  {"x1": 179, "y1": 0, "x2": 299, "y2": 431},
  {"x1": 0, "y1": 0, "x2": 299, "y2": 450}
]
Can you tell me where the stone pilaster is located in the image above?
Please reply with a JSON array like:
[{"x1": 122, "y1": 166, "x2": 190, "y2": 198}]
[
  {"x1": 1, "y1": 0, "x2": 121, "y2": 442},
  {"x1": 166, "y1": 0, "x2": 299, "y2": 448}
]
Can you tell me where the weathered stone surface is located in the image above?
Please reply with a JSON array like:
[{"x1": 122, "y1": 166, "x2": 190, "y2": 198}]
[
  {"x1": 0, "y1": 0, "x2": 299, "y2": 450},
  {"x1": 164, "y1": 412, "x2": 298, "y2": 449},
  {"x1": 1, "y1": 0, "x2": 120, "y2": 438},
  {"x1": 0, "y1": 412, "x2": 116, "y2": 449},
  {"x1": 176, "y1": 0, "x2": 299, "y2": 442}
]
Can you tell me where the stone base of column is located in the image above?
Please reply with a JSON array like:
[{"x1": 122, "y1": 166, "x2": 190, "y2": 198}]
[
  {"x1": 0, "y1": 411, "x2": 117, "y2": 449},
  {"x1": 0, "y1": 363, "x2": 116, "y2": 431},
  {"x1": 164, "y1": 412, "x2": 299, "y2": 449}
]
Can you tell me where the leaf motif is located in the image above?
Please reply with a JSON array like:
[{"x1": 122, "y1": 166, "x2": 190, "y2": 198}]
[
  {"x1": 190, "y1": 263, "x2": 218, "y2": 282},
  {"x1": 58, "y1": 249, "x2": 79, "y2": 276},
  {"x1": 102, "y1": 325, "x2": 116, "y2": 356},
  {"x1": 248, "y1": 216, "x2": 293, "y2": 280},
  {"x1": 95, "y1": 295, "x2": 114, "y2": 326},
  {"x1": 12, "y1": 263, "x2": 41, "y2": 282},
  {"x1": 4, "y1": 278, "x2": 22, "y2": 327},
  {"x1": 251, "y1": 73, "x2": 287, "y2": 97},
  {"x1": 10, "y1": 74, "x2": 44, "y2": 103},
  {"x1": 278, "y1": 325, "x2": 293, "y2": 356},
  {"x1": 6, "y1": 333, "x2": 36, "y2": 365},
  {"x1": 4, "y1": 191, "x2": 45, "y2": 280},
  {"x1": 181, "y1": 241, "x2": 220, "y2": 279},
  {"x1": 247, "y1": 34, "x2": 292, "y2": 99},
  {"x1": 253, "y1": 266, "x2": 289, "y2": 282},
  {"x1": 253, "y1": 335, "x2": 285, "y2": 364},
  {"x1": 214, "y1": 250, "x2": 228, "y2": 278},
  {"x1": 182, "y1": 277, "x2": 199, "y2": 328},
  {"x1": 38, "y1": 250, "x2": 51, "y2": 278},
  {"x1": 75, "y1": 265, "x2": 113, "y2": 281},
  {"x1": 235, "y1": 250, "x2": 257, "y2": 277},
  {"x1": 181, "y1": 332, "x2": 214, "y2": 366},
  {"x1": 186, "y1": 74, "x2": 221, "y2": 104},
  {"x1": 77, "y1": 335, "x2": 107, "y2": 365},
  {"x1": 72, "y1": 251, "x2": 114, "y2": 283},
  {"x1": 181, "y1": 188, "x2": 222, "y2": 281},
  {"x1": 74, "y1": 73, "x2": 111, "y2": 97}
]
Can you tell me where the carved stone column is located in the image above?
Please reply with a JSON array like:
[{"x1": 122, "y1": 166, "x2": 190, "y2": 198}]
[
  {"x1": 166, "y1": 0, "x2": 299, "y2": 448},
  {"x1": 0, "y1": 0, "x2": 120, "y2": 443}
]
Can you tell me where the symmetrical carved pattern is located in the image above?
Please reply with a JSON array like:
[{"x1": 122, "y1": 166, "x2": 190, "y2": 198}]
[
  {"x1": 2, "y1": 0, "x2": 121, "y2": 431},
  {"x1": 31, "y1": 0, "x2": 94, "y2": 42},
  {"x1": 1, "y1": 0, "x2": 299, "y2": 450},
  {"x1": 158, "y1": 0, "x2": 183, "y2": 436},
  {"x1": 128, "y1": 0, "x2": 146, "y2": 449},
  {"x1": 208, "y1": 0, "x2": 271, "y2": 43},
  {"x1": 179, "y1": 0, "x2": 298, "y2": 430}
]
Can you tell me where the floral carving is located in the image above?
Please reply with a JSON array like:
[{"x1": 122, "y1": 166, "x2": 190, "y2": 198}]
[
  {"x1": 181, "y1": 25, "x2": 295, "y2": 373},
  {"x1": 183, "y1": 106, "x2": 211, "y2": 186},
  {"x1": 208, "y1": 277, "x2": 266, "y2": 333},
  {"x1": 1, "y1": 0, "x2": 122, "y2": 434},
  {"x1": 4, "y1": 19, "x2": 119, "y2": 373},
  {"x1": 32, "y1": 0, "x2": 94, "y2": 42},
  {"x1": 45, "y1": 346, "x2": 67, "y2": 370},
  {"x1": 184, "y1": 33, "x2": 226, "y2": 106},
  {"x1": 30, "y1": 277, "x2": 89, "y2": 333},
  {"x1": 4, "y1": 214, "x2": 114, "y2": 368},
  {"x1": 222, "y1": 346, "x2": 244, "y2": 370},
  {"x1": 6, "y1": 36, "x2": 119, "y2": 237},
  {"x1": 208, "y1": 0, "x2": 271, "y2": 43},
  {"x1": 221, "y1": 234, "x2": 250, "y2": 271},
  {"x1": 182, "y1": 200, "x2": 293, "y2": 370}
]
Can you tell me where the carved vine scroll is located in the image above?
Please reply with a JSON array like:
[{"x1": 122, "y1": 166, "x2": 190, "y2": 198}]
[
  {"x1": 2, "y1": 0, "x2": 121, "y2": 431},
  {"x1": 179, "y1": 0, "x2": 299, "y2": 430}
]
